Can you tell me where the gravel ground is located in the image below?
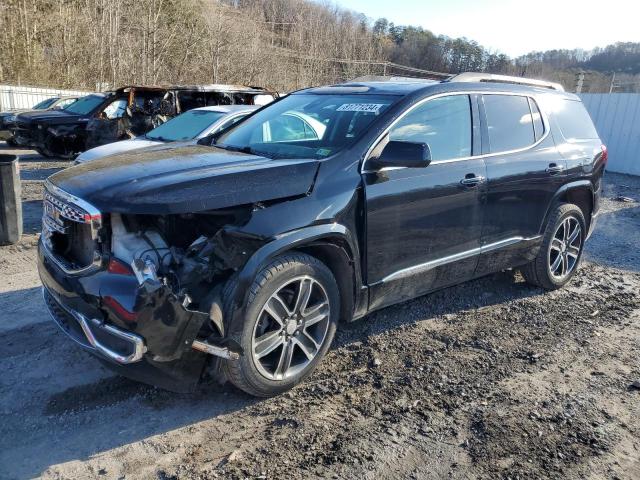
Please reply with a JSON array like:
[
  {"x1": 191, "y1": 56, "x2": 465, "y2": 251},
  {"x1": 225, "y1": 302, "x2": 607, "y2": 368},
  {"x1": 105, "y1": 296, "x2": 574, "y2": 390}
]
[{"x1": 0, "y1": 142, "x2": 639, "y2": 480}]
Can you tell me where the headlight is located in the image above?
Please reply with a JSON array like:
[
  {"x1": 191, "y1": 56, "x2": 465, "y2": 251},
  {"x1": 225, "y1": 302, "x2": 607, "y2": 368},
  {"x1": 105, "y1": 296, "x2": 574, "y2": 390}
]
[{"x1": 5, "y1": 114, "x2": 16, "y2": 122}]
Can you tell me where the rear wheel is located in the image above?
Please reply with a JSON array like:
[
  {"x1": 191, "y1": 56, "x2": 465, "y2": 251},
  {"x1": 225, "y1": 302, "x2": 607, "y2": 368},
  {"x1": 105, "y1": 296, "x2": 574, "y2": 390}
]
[
  {"x1": 521, "y1": 203, "x2": 586, "y2": 290},
  {"x1": 222, "y1": 253, "x2": 339, "y2": 397}
]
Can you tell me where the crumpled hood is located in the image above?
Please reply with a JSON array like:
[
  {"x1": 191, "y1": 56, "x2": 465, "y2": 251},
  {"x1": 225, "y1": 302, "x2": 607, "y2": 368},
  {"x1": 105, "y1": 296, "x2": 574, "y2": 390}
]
[
  {"x1": 16, "y1": 109, "x2": 84, "y2": 126},
  {"x1": 75, "y1": 138, "x2": 164, "y2": 163},
  {"x1": 48, "y1": 145, "x2": 320, "y2": 214}
]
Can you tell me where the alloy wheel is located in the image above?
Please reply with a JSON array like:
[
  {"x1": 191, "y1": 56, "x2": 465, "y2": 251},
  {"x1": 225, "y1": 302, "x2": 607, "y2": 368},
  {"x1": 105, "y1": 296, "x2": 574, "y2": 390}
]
[
  {"x1": 251, "y1": 276, "x2": 331, "y2": 380},
  {"x1": 548, "y1": 216, "x2": 582, "y2": 280}
]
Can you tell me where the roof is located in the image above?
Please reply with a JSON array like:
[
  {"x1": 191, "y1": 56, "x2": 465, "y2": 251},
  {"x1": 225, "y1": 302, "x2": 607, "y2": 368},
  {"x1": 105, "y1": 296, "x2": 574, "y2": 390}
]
[
  {"x1": 192, "y1": 105, "x2": 260, "y2": 113},
  {"x1": 300, "y1": 76, "x2": 577, "y2": 100},
  {"x1": 302, "y1": 80, "x2": 437, "y2": 96}
]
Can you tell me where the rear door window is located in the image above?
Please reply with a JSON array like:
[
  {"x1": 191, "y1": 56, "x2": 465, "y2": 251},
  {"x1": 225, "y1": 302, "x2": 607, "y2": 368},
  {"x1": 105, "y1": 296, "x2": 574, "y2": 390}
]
[
  {"x1": 483, "y1": 95, "x2": 536, "y2": 152},
  {"x1": 389, "y1": 94, "x2": 472, "y2": 161},
  {"x1": 552, "y1": 99, "x2": 599, "y2": 141}
]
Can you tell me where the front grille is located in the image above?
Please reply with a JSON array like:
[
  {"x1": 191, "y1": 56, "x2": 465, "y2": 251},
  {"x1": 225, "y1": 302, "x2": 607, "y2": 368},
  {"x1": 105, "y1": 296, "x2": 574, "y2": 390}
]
[
  {"x1": 42, "y1": 184, "x2": 102, "y2": 273},
  {"x1": 13, "y1": 122, "x2": 41, "y2": 146}
]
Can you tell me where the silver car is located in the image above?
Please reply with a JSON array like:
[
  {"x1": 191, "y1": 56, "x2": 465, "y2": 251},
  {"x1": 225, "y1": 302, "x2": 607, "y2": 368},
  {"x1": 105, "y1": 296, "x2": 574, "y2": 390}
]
[{"x1": 74, "y1": 105, "x2": 259, "y2": 164}]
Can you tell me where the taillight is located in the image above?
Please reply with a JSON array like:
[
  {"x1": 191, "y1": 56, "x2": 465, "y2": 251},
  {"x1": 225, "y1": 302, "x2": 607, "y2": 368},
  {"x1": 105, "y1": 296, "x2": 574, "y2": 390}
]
[
  {"x1": 107, "y1": 257, "x2": 133, "y2": 276},
  {"x1": 601, "y1": 145, "x2": 608, "y2": 165}
]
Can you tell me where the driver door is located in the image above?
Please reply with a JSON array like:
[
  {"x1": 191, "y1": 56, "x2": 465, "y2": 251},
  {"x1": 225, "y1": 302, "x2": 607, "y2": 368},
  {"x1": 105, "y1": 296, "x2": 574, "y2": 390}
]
[{"x1": 364, "y1": 94, "x2": 487, "y2": 310}]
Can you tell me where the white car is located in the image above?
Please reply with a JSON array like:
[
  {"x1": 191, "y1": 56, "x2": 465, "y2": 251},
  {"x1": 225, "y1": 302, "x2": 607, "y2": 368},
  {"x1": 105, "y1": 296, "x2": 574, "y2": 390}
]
[{"x1": 75, "y1": 105, "x2": 259, "y2": 163}]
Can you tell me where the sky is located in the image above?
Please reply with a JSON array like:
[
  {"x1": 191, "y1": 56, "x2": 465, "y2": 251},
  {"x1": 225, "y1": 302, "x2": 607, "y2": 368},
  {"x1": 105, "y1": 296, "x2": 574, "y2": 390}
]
[{"x1": 336, "y1": 0, "x2": 639, "y2": 57}]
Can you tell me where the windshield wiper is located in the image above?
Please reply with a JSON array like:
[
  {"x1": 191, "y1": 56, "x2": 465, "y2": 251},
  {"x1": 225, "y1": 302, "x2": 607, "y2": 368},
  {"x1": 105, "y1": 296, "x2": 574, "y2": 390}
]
[{"x1": 213, "y1": 144, "x2": 276, "y2": 159}]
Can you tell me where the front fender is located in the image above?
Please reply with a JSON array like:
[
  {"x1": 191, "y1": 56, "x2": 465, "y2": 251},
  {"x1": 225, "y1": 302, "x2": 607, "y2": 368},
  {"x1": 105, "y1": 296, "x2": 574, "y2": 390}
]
[{"x1": 227, "y1": 222, "x2": 359, "y2": 326}]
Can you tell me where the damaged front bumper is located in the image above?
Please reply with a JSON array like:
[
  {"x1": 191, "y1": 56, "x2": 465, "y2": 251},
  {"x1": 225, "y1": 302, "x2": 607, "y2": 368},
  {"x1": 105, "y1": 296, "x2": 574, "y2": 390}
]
[
  {"x1": 43, "y1": 286, "x2": 147, "y2": 363},
  {"x1": 38, "y1": 240, "x2": 235, "y2": 392}
]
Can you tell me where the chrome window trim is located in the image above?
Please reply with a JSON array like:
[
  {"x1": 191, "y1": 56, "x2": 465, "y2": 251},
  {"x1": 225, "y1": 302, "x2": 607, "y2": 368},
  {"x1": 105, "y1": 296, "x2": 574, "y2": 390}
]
[
  {"x1": 377, "y1": 235, "x2": 542, "y2": 284},
  {"x1": 361, "y1": 90, "x2": 551, "y2": 174}
]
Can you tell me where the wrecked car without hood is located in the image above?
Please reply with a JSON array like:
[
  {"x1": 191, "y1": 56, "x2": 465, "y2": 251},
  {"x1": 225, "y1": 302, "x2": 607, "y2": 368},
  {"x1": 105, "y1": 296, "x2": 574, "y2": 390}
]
[
  {"x1": 39, "y1": 73, "x2": 605, "y2": 396},
  {"x1": 13, "y1": 85, "x2": 276, "y2": 159}
]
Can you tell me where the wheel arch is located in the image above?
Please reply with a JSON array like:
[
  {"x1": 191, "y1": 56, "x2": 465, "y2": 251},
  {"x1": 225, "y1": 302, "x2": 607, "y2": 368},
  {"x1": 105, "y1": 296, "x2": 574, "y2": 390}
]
[
  {"x1": 541, "y1": 180, "x2": 594, "y2": 234},
  {"x1": 229, "y1": 223, "x2": 362, "y2": 327}
]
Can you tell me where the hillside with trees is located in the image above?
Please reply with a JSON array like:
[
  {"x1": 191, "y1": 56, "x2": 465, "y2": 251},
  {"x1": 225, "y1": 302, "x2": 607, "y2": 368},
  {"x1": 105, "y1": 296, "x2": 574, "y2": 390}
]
[{"x1": 0, "y1": 0, "x2": 638, "y2": 93}]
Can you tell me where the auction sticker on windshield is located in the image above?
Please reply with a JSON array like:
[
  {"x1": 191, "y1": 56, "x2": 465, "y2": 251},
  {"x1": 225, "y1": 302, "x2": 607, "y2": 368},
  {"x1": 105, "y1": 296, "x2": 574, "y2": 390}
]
[{"x1": 337, "y1": 103, "x2": 385, "y2": 114}]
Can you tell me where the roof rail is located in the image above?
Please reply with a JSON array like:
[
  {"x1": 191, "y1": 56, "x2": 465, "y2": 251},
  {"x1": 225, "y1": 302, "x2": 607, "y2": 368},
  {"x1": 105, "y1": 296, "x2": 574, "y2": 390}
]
[
  {"x1": 350, "y1": 75, "x2": 437, "y2": 83},
  {"x1": 448, "y1": 72, "x2": 565, "y2": 92}
]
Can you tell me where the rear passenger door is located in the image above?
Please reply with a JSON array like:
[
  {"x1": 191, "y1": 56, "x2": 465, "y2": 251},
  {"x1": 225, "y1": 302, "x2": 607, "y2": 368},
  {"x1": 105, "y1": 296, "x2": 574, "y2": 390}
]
[{"x1": 476, "y1": 93, "x2": 567, "y2": 275}]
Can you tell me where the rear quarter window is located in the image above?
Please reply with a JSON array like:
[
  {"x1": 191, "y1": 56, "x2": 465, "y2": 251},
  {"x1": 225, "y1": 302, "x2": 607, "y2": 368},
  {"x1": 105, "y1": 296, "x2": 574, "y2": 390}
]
[{"x1": 551, "y1": 99, "x2": 599, "y2": 141}]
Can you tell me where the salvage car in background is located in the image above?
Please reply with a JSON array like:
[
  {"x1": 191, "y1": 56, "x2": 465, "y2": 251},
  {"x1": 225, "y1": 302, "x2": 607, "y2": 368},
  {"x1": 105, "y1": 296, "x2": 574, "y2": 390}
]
[
  {"x1": 74, "y1": 105, "x2": 259, "y2": 164},
  {"x1": 12, "y1": 85, "x2": 276, "y2": 158},
  {"x1": 0, "y1": 96, "x2": 79, "y2": 145}
]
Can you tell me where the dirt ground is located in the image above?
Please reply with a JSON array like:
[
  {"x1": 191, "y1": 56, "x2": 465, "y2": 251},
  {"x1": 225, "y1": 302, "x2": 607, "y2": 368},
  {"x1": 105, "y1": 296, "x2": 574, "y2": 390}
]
[{"x1": 1, "y1": 142, "x2": 639, "y2": 480}]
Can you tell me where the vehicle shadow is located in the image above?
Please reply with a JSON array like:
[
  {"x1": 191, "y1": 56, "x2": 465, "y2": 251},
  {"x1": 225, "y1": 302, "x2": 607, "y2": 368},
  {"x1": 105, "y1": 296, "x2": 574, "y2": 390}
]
[
  {"x1": 4, "y1": 194, "x2": 636, "y2": 478},
  {"x1": 0, "y1": 268, "x2": 545, "y2": 479},
  {"x1": 335, "y1": 268, "x2": 541, "y2": 348}
]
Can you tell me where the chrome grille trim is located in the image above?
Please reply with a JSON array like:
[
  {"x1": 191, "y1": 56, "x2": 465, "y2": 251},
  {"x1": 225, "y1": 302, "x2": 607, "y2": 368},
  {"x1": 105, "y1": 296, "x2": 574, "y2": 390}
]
[
  {"x1": 41, "y1": 181, "x2": 103, "y2": 275},
  {"x1": 44, "y1": 190, "x2": 90, "y2": 223}
]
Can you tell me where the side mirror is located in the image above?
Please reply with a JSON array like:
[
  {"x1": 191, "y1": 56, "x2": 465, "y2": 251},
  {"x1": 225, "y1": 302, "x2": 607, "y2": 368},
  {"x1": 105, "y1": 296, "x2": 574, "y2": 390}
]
[{"x1": 370, "y1": 141, "x2": 431, "y2": 170}]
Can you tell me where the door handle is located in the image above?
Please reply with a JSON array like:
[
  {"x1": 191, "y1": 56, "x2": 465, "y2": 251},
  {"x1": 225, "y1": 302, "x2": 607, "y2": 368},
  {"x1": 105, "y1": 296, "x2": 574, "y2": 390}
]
[
  {"x1": 460, "y1": 174, "x2": 485, "y2": 187},
  {"x1": 546, "y1": 163, "x2": 564, "y2": 174}
]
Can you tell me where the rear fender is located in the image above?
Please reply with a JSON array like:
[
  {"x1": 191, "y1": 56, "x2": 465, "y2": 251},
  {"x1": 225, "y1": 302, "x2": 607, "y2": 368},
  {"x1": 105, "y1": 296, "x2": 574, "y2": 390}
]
[{"x1": 540, "y1": 180, "x2": 594, "y2": 235}]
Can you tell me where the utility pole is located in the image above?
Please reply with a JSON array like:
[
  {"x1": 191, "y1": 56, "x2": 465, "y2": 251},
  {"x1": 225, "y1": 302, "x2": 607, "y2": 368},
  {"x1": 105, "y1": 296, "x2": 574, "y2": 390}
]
[
  {"x1": 609, "y1": 72, "x2": 616, "y2": 94},
  {"x1": 575, "y1": 71, "x2": 585, "y2": 93}
]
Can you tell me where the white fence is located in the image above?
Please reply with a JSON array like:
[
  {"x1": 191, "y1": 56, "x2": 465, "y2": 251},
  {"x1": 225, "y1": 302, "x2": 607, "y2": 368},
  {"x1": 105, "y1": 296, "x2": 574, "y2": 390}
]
[
  {"x1": 0, "y1": 84, "x2": 92, "y2": 111},
  {"x1": 580, "y1": 93, "x2": 640, "y2": 176}
]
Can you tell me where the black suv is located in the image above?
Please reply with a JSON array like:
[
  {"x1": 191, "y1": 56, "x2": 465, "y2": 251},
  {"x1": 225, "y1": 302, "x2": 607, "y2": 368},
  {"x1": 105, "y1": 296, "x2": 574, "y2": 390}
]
[{"x1": 38, "y1": 74, "x2": 606, "y2": 396}]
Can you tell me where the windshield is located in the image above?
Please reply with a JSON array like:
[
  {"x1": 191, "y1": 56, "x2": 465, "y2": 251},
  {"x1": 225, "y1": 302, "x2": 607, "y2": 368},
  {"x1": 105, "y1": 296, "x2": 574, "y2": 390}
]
[
  {"x1": 215, "y1": 94, "x2": 397, "y2": 159},
  {"x1": 33, "y1": 98, "x2": 58, "y2": 110},
  {"x1": 146, "y1": 110, "x2": 226, "y2": 141},
  {"x1": 64, "y1": 95, "x2": 107, "y2": 115}
]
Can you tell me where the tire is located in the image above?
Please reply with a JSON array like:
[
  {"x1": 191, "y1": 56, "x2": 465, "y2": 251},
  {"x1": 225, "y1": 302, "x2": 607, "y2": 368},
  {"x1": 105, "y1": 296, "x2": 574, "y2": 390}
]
[
  {"x1": 35, "y1": 147, "x2": 55, "y2": 158},
  {"x1": 521, "y1": 203, "x2": 587, "y2": 290},
  {"x1": 222, "y1": 252, "x2": 340, "y2": 397}
]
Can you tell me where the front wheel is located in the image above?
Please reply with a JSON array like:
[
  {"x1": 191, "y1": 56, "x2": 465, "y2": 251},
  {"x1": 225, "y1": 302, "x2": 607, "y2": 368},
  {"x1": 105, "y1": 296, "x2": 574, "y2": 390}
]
[
  {"x1": 521, "y1": 203, "x2": 586, "y2": 290},
  {"x1": 222, "y1": 253, "x2": 340, "y2": 397}
]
